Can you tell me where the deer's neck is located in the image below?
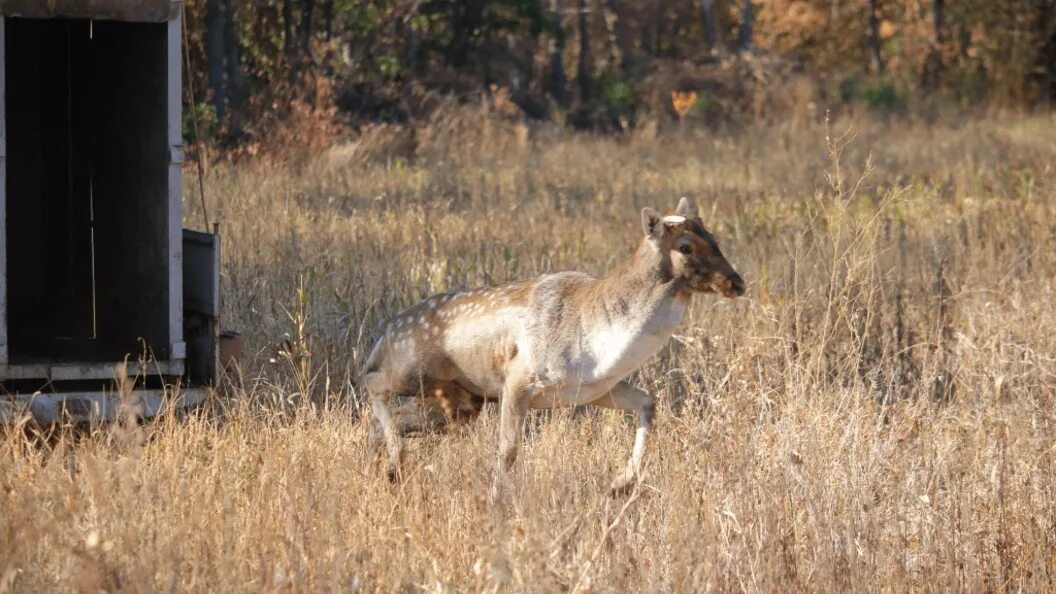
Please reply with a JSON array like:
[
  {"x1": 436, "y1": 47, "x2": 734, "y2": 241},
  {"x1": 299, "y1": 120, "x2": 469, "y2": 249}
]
[{"x1": 594, "y1": 241, "x2": 688, "y2": 329}]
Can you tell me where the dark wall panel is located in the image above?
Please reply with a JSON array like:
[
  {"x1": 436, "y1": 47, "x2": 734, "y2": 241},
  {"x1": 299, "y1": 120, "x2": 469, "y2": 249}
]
[{"x1": 91, "y1": 20, "x2": 171, "y2": 360}]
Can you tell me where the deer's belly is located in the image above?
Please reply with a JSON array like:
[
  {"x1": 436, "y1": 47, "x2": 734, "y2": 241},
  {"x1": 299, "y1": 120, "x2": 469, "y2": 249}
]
[
  {"x1": 441, "y1": 310, "x2": 524, "y2": 397},
  {"x1": 528, "y1": 378, "x2": 621, "y2": 408}
]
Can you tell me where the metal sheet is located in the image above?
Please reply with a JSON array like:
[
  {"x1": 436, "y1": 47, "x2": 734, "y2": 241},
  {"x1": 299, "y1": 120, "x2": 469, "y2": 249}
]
[
  {"x1": 183, "y1": 229, "x2": 219, "y2": 386},
  {"x1": 182, "y1": 230, "x2": 219, "y2": 316},
  {"x1": 0, "y1": 0, "x2": 179, "y2": 22}
]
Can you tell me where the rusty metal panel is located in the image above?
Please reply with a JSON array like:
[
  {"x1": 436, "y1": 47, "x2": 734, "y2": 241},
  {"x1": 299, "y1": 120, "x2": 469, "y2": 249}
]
[{"x1": 0, "y1": 0, "x2": 179, "y2": 22}]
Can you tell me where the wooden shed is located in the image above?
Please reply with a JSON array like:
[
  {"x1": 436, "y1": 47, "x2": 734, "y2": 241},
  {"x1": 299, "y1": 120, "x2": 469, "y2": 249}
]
[{"x1": 0, "y1": 0, "x2": 219, "y2": 422}]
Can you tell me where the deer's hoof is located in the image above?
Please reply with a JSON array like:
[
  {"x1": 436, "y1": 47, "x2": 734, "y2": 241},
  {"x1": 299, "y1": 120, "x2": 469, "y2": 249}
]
[
  {"x1": 489, "y1": 481, "x2": 505, "y2": 507},
  {"x1": 367, "y1": 429, "x2": 382, "y2": 452},
  {"x1": 608, "y1": 471, "x2": 636, "y2": 497}
]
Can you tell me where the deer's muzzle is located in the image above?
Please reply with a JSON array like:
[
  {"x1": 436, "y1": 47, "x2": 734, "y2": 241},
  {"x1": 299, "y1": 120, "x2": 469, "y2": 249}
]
[{"x1": 723, "y1": 272, "x2": 746, "y2": 298}]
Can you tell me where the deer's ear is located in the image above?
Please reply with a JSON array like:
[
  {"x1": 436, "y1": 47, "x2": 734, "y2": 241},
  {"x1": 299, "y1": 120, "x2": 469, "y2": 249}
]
[
  {"x1": 675, "y1": 196, "x2": 695, "y2": 217},
  {"x1": 641, "y1": 207, "x2": 662, "y2": 238}
]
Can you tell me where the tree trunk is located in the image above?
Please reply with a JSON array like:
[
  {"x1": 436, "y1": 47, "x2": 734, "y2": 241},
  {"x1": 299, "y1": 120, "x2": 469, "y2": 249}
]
[
  {"x1": 867, "y1": 0, "x2": 884, "y2": 74},
  {"x1": 223, "y1": 0, "x2": 244, "y2": 112},
  {"x1": 323, "y1": 0, "x2": 334, "y2": 40},
  {"x1": 449, "y1": 2, "x2": 466, "y2": 66},
  {"x1": 737, "y1": 0, "x2": 754, "y2": 52},
  {"x1": 601, "y1": 0, "x2": 623, "y2": 71},
  {"x1": 283, "y1": 0, "x2": 297, "y2": 73},
  {"x1": 547, "y1": 0, "x2": 571, "y2": 107},
  {"x1": 932, "y1": 0, "x2": 945, "y2": 44},
  {"x1": 205, "y1": 0, "x2": 226, "y2": 122},
  {"x1": 577, "y1": 0, "x2": 591, "y2": 102},
  {"x1": 921, "y1": 0, "x2": 944, "y2": 91},
  {"x1": 1040, "y1": 0, "x2": 1056, "y2": 100},
  {"x1": 652, "y1": 0, "x2": 662, "y2": 54},
  {"x1": 448, "y1": 1, "x2": 483, "y2": 67},
  {"x1": 405, "y1": 27, "x2": 421, "y2": 74},
  {"x1": 481, "y1": 2, "x2": 493, "y2": 85},
  {"x1": 699, "y1": 0, "x2": 717, "y2": 51},
  {"x1": 300, "y1": 0, "x2": 315, "y2": 65}
]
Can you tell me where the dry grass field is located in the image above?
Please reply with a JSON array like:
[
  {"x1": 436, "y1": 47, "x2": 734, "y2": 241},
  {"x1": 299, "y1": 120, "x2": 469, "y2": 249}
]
[{"x1": 3, "y1": 110, "x2": 1056, "y2": 592}]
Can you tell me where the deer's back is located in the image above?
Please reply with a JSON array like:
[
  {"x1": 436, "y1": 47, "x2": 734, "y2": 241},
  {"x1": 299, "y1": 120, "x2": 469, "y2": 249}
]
[{"x1": 368, "y1": 272, "x2": 601, "y2": 397}]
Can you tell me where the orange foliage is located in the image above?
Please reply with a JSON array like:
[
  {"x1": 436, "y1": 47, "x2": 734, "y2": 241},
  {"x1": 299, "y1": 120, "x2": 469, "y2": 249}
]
[{"x1": 670, "y1": 90, "x2": 698, "y2": 119}]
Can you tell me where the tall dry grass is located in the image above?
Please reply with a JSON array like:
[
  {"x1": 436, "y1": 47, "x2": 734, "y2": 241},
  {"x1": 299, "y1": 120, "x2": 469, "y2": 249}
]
[{"x1": 3, "y1": 110, "x2": 1056, "y2": 592}]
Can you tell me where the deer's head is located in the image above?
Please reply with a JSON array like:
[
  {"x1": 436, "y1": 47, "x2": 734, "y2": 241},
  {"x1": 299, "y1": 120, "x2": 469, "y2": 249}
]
[{"x1": 641, "y1": 197, "x2": 745, "y2": 298}]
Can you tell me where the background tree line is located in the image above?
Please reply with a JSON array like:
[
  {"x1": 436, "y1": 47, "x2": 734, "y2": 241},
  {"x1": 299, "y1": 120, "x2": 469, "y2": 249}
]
[{"x1": 185, "y1": 0, "x2": 1056, "y2": 144}]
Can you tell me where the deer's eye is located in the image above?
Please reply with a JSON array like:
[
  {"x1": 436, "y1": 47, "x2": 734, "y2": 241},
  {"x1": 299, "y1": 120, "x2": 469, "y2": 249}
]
[{"x1": 678, "y1": 244, "x2": 692, "y2": 255}]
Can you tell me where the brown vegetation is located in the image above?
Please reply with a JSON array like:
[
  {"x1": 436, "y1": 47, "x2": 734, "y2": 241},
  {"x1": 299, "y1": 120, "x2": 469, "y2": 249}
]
[{"x1": 3, "y1": 110, "x2": 1056, "y2": 591}]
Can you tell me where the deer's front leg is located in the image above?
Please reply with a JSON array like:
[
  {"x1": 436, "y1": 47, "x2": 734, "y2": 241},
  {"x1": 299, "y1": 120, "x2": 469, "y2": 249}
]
[{"x1": 591, "y1": 381, "x2": 656, "y2": 496}]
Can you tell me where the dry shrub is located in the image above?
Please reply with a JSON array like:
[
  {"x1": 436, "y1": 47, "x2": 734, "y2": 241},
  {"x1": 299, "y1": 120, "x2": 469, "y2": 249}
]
[
  {"x1": 234, "y1": 73, "x2": 344, "y2": 164},
  {"x1": 320, "y1": 90, "x2": 534, "y2": 173},
  {"x1": 323, "y1": 124, "x2": 418, "y2": 170},
  {"x1": 414, "y1": 91, "x2": 535, "y2": 162}
]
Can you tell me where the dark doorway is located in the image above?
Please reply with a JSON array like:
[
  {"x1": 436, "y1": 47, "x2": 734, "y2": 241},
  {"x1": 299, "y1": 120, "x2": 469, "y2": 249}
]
[{"x1": 5, "y1": 18, "x2": 171, "y2": 363}]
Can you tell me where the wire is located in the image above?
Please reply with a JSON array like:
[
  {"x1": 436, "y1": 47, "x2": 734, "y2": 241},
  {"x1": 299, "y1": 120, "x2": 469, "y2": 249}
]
[{"x1": 181, "y1": 1, "x2": 211, "y2": 232}]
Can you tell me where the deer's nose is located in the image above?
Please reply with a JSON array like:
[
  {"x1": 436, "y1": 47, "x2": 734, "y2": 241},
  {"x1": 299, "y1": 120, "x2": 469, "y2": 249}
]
[{"x1": 728, "y1": 273, "x2": 746, "y2": 297}]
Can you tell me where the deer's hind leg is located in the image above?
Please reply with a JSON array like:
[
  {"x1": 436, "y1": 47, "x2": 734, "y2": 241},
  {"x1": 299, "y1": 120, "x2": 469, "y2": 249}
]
[
  {"x1": 430, "y1": 380, "x2": 485, "y2": 427},
  {"x1": 364, "y1": 370, "x2": 407, "y2": 482},
  {"x1": 388, "y1": 396, "x2": 449, "y2": 435},
  {"x1": 389, "y1": 381, "x2": 484, "y2": 436},
  {"x1": 366, "y1": 374, "x2": 483, "y2": 481}
]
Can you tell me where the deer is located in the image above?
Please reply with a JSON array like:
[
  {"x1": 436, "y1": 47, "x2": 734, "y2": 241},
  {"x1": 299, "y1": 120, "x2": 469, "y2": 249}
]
[{"x1": 361, "y1": 197, "x2": 745, "y2": 499}]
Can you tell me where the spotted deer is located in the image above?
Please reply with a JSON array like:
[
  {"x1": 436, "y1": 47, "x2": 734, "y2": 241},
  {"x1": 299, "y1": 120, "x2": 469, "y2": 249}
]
[{"x1": 361, "y1": 198, "x2": 745, "y2": 496}]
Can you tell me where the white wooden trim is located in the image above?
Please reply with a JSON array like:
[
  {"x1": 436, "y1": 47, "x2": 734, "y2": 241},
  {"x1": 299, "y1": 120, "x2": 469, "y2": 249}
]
[
  {"x1": 167, "y1": 16, "x2": 184, "y2": 364},
  {"x1": 1, "y1": 359, "x2": 185, "y2": 381}
]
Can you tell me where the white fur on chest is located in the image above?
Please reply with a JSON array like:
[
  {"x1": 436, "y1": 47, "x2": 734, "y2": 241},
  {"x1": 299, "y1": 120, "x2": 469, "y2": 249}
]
[
  {"x1": 580, "y1": 299, "x2": 687, "y2": 383},
  {"x1": 584, "y1": 326, "x2": 670, "y2": 381}
]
